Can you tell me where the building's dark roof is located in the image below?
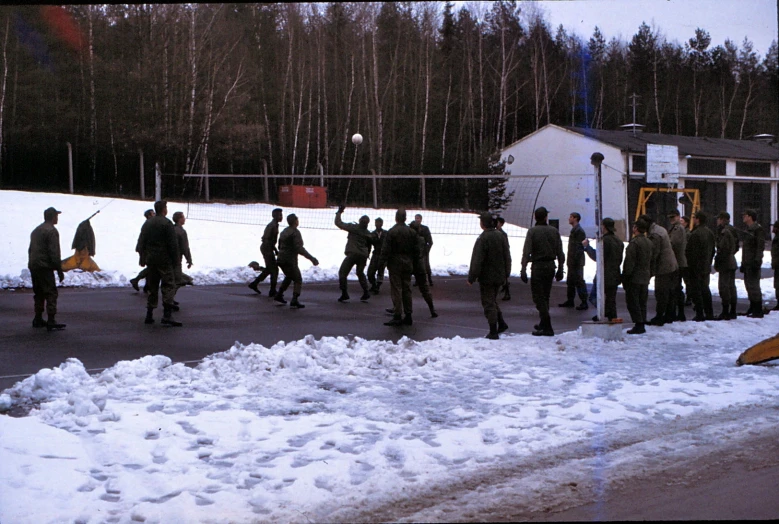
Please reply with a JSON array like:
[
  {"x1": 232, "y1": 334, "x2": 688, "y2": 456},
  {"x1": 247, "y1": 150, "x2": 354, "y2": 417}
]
[{"x1": 565, "y1": 126, "x2": 779, "y2": 161}]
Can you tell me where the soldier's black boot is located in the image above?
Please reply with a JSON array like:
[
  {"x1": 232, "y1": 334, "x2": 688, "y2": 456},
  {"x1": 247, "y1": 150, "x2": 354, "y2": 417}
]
[
  {"x1": 384, "y1": 316, "x2": 403, "y2": 326},
  {"x1": 130, "y1": 278, "x2": 140, "y2": 291},
  {"x1": 627, "y1": 323, "x2": 646, "y2": 334},
  {"x1": 375, "y1": 282, "x2": 383, "y2": 294},
  {"x1": 337, "y1": 290, "x2": 350, "y2": 302},
  {"x1": 144, "y1": 307, "x2": 154, "y2": 324},
  {"x1": 749, "y1": 301, "x2": 764, "y2": 318},
  {"x1": 32, "y1": 314, "x2": 46, "y2": 328},
  {"x1": 485, "y1": 323, "x2": 499, "y2": 340},
  {"x1": 46, "y1": 314, "x2": 66, "y2": 331},
  {"x1": 290, "y1": 296, "x2": 305, "y2": 309},
  {"x1": 402, "y1": 314, "x2": 412, "y2": 326},
  {"x1": 360, "y1": 289, "x2": 371, "y2": 301},
  {"x1": 429, "y1": 306, "x2": 438, "y2": 318},
  {"x1": 716, "y1": 304, "x2": 730, "y2": 321},
  {"x1": 161, "y1": 305, "x2": 182, "y2": 327},
  {"x1": 274, "y1": 292, "x2": 287, "y2": 304},
  {"x1": 558, "y1": 300, "x2": 575, "y2": 308},
  {"x1": 497, "y1": 313, "x2": 509, "y2": 333},
  {"x1": 248, "y1": 277, "x2": 262, "y2": 294},
  {"x1": 729, "y1": 299, "x2": 739, "y2": 319}
]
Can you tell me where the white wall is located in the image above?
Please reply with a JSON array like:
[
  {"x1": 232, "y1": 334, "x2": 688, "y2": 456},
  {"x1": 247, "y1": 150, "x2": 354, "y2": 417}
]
[{"x1": 500, "y1": 125, "x2": 628, "y2": 239}]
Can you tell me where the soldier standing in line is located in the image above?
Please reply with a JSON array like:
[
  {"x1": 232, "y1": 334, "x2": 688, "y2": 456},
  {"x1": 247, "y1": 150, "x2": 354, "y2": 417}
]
[
  {"x1": 413, "y1": 213, "x2": 434, "y2": 286},
  {"x1": 558, "y1": 212, "x2": 588, "y2": 310},
  {"x1": 335, "y1": 205, "x2": 374, "y2": 302},
  {"x1": 137, "y1": 200, "x2": 182, "y2": 326},
  {"x1": 367, "y1": 217, "x2": 387, "y2": 294},
  {"x1": 740, "y1": 208, "x2": 764, "y2": 317},
  {"x1": 468, "y1": 212, "x2": 511, "y2": 339},
  {"x1": 771, "y1": 220, "x2": 779, "y2": 311},
  {"x1": 381, "y1": 209, "x2": 419, "y2": 326},
  {"x1": 622, "y1": 219, "x2": 653, "y2": 334},
  {"x1": 714, "y1": 212, "x2": 739, "y2": 320},
  {"x1": 274, "y1": 214, "x2": 319, "y2": 308},
  {"x1": 28, "y1": 206, "x2": 66, "y2": 331},
  {"x1": 172, "y1": 211, "x2": 194, "y2": 289},
  {"x1": 520, "y1": 206, "x2": 565, "y2": 337},
  {"x1": 249, "y1": 208, "x2": 283, "y2": 297},
  {"x1": 680, "y1": 215, "x2": 693, "y2": 306},
  {"x1": 666, "y1": 209, "x2": 688, "y2": 321},
  {"x1": 582, "y1": 218, "x2": 624, "y2": 322},
  {"x1": 409, "y1": 220, "x2": 439, "y2": 318},
  {"x1": 130, "y1": 209, "x2": 155, "y2": 292},
  {"x1": 640, "y1": 214, "x2": 679, "y2": 326},
  {"x1": 685, "y1": 211, "x2": 716, "y2": 322},
  {"x1": 496, "y1": 216, "x2": 511, "y2": 301}
]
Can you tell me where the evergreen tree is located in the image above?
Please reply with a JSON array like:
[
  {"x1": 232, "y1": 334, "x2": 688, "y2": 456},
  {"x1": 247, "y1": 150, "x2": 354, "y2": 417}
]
[{"x1": 486, "y1": 151, "x2": 514, "y2": 214}]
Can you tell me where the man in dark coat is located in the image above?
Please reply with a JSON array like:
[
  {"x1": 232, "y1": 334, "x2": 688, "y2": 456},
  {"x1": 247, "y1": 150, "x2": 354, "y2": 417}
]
[
  {"x1": 28, "y1": 206, "x2": 66, "y2": 331},
  {"x1": 521, "y1": 206, "x2": 565, "y2": 337},
  {"x1": 772, "y1": 220, "x2": 779, "y2": 311},
  {"x1": 137, "y1": 200, "x2": 182, "y2": 326},
  {"x1": 715, "y1": 212, "x2": 739, "y2": 320},
  {"x1": 740, "y1": 209, "x2": 765, "y2": 317},
  {"x1": 367, "y1": 217, "x2": 387, "y2": 294},
  {"x1": 413, "y1": 213, "x2": 434, "y2": 286},
  {"x1": 249, "y1": 208, "x2": 283, "y2": 297},
  {"x1": 274, "y1": 214, "x2": 319, "y2": 308},
  {"x1": 622, "y1": 219, "x2": 652, "y2": 334},
  {"x1": 468, "y1": 212, "x2": 511, "y2": 339},
  {"x1": 559, "y1": 212, "x2": 588, "y2": 310},
  {"x1": 641, "y1": 214, "x2": 679, "y2": 326},
  {"x1": 335, "y1": 206, "x2": 374, "y2": 302},
  {"x1": 582, "y1": 217, "x2": 624, "y2": 321},
  {"x1": 685, "y1": 211, "x2": 716, "y2": 321},
  {"x1": 380, "y1": 209, "x2": 420, "y2": 326},
  {"x1": 496, "y1": 217, "x2": 512, "y2": 300},
  {"x1": 410, "y1": 221, "x2": 438, "y2": 318},
  {"x1": 130, "y1": 209, "x2": 155, "y2": 292},
  {"x1": 667, "y1": 209, "x2": 688, "y2": 321}
]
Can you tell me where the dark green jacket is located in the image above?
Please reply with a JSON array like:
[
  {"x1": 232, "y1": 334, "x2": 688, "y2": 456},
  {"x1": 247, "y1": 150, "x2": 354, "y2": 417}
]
[
  {"x1": 567, "y1": 223, "x2": 586, "y2": 268},
  {"x1": 772, "y1": 234, "x2": 779, "y2": 270},
  {"x1": 371, "y1": 227, "x2": 386, "y2": 258},
  {"x1": 622, "y1": 234, "x2": 652, "y2": 286},
  {"x1": 138, "y1": 216, "x2": 179, "y2": 268},
  {"x1": 260, "y1": 219, "x2": 280, "y2": 253},
  {"x1": 741, "y1": 222, "x2": 764, "y2": 269},
  {"x1": 521, "y1": 223, "x2": 565, "y2": 270},
  {"x1": 28, "y1": 222, "x2": 62, "y2": 271},
  {"x1": 175, "y1": 224, "x2": 192, "y2": 265},
  {"x1": 468, "y1": 228, "x2": 511, "y2": 285},
  {"x1": 686, "y1": 225, "x2": 716, "y2": 275},
  {"x1": 668, "y1": 222, "x2": 688, "y2": 269},
  {"x1": 602, "y1": 232, "x2": 625, "y2": 286},
  {"x1": 714, "y1": 225, "x2": 737, "y2": 272},
  {"x1": 380, "y1": 222, "x2": 419, "y2": 272},
  {"x1": 417, "y1": 223, "x2": 433, "y2": 252},
  {"x1": 335, "y1": 212, "x2": 374, "y2": 258},
  {"x1": 277, "y1": 226, "x2": 315, "y2": 265},
  {"x1": 71, "y1": 219, "x2": 96, "y2": 256}
]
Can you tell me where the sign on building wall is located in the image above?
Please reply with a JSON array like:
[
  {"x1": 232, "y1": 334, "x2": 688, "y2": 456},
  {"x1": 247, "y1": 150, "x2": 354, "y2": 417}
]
[{"x1": 646, "y1": 144, "x2": 680, "y2": 183}]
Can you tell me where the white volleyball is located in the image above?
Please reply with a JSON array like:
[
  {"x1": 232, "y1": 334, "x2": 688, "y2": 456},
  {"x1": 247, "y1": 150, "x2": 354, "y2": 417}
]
[{"x1": 352, "y1": 133, "x2": 363, "y2": 145}]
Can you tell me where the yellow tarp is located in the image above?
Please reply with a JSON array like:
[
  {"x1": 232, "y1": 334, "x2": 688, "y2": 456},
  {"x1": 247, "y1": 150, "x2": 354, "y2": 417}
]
[{"x1": 61, "y1": 248, "x2": 100, "y2": 272}]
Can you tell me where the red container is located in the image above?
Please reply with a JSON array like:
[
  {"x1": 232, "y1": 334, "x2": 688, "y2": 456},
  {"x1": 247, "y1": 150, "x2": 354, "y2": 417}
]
[{"x1": 278, "y1": 185, "x2": 328, "y2": 208}]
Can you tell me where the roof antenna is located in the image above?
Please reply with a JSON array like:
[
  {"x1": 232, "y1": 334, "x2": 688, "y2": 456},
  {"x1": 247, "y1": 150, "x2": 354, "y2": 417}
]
[{"x1": 629, "y1": 93, "x2": 640, "y2": 137}]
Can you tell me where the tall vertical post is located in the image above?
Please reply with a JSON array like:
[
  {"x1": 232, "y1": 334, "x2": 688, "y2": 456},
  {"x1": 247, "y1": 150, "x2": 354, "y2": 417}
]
[
  {"x1": 317, "y1": 162, "x2": 324, "y2": 187},
  {"x1": 139, "y1": 148, "x2": 145, "y2": 199},
  {"x1": 155, "y1": 162, "x2": 162, "y2": 201},
  {"x1": 370, "y1": 169, "x2": 378, "y2": 209},
  {"x1": 261, "y1": 159, "x2": 269, "y2": 203},
  {"x1": 204, "y1": 156, "x2": 210, "y2": 203},
  {"x1": 421, "y1": 175, "x2": 426, "y2": 209},
  {"x1": 591, "y1": 152, "x2": 605, "y2": 323},
  {"x1": 67, "y1": 142, "x2": 74, "y2": 194}
]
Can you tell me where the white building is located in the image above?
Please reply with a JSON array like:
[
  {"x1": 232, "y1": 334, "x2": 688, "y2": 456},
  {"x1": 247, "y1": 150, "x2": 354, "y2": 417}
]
[{"x1": 500, "y1": 124, "x2": 779, "y2": 241}]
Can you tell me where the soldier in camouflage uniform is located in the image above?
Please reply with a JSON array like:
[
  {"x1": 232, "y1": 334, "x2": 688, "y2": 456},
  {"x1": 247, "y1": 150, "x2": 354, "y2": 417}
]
[
  {"x1": 381, "y1": 209, "x2": 420, "y2": 326},
  {"x1": 28, "y1": 206, "x2": 66, "y2": 331},
  {"x1": 468, "y1": 212, "x2": 511, "y2": 339},
  {"x1": 249, "y1": 208, "x2": 283, "y2": 297},
  {"x1": 335, "y1": 206, "x2": 374, "y2": 302},
  {"x1": 740, "y1": 209, "x2": 764, "y2": 317},
  {"x1": 130, "y1": 209, "x2": 155, "y2": 292},
  {"x1": 367, "y1": 218, "x2": 387, "y2": 294},
  {"x1": 274, "y1": 214, "x2": 319, "y2": 308},
  {"x1": 172, "y1": 211, "x2": 194, "y2": 289}
]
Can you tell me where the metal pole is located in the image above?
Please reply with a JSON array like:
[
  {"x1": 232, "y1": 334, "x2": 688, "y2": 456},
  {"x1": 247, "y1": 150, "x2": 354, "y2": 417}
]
[
  {"x1": 155, "y1": 162, "x2": 162, "y2": 201},
  {"x1": 591, "y1": 152, "x2": 605, "y2": 322},
  {"x1": 421, "y1": 175, "x2": 426, "y2": 210},
  {"x1": 67, "y1": 142, "x2": 74, "y2": 194},
  {"x1": 261, "y1": 159, "x2": 269, "y2": 203},
  {"x1": 317, "y1": 162, "x2": 324, "y2": 187},
  {"x1": 370, "y1": 169, "x2": 378, "y2": 209},
  {"x1": 139, "y1": 148, "x2": 145, "y2": 199},
  {"x1": 204, "y1": 156, "x2": 210, "y2": 203}
]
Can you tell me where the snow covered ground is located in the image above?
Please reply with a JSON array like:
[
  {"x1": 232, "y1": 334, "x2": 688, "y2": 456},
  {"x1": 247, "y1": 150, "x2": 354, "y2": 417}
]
[{"x1": 1, "y1": 190, "x2": 778, "y2": 523}]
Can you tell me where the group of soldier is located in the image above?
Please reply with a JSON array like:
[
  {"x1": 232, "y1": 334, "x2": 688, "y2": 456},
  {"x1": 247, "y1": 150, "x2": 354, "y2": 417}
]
[{"x1": 25, "y1": 200, "x2": 779, "y2": 337}]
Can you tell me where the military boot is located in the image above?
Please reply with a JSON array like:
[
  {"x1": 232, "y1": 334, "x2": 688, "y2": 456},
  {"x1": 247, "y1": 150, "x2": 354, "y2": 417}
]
[
  {"x1": 748, "y1": 301, "x2": 764, "y2": 318},
  {"x1": 290, "y1": 295, "x2": 305, "y2": 309},
  {"x1": 274, "y1": 292, "x2": 287, "y2": 304},
  {"x1": 497, "y1": 313, "x2": 509, "y2": 333},
  {"x1": 161, "y1": 305, "x2": 182, "y2": 327},
  {"x1": 360, "y1": 290, "x2": 371, "y2": 301},
  {"x1": 144, "y1": 307, "x2": 155, "y2": 324},
  {"x1": 485, "y1": 323, "x2": 499, "y2": 340},
  {"x1": 46, "y1": 315, "x2": 66, "y2": 331},
  {"x1": 130, "y1": 278, "x2": 140, "y2": 291},
  {"x1": 374, "y1": 282, "x2": 383, "y2": 294},
  {"x1": 248, "y1": 278, "x2": 262, "y2": 295},
  {"x1": 32, "y1": 314, "x2": 46, "y2": 328},
  {"x1": 337, "y1": 291, "x2": 350, "y2": 303},
  {"x1": 402, "y1": 314, "x2": 413, "y2": 325},
  {"x1": 626, "y1": 323, "x2": 646, "y2": 334}
]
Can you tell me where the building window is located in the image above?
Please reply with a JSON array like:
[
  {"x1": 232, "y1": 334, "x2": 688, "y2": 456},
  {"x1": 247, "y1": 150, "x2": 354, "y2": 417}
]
[
  {"x1": 736, "y1": 161, "x2": 770, "y2": 177},
  {"x1": 687, "y1": 158, "x2": 726, "y2": 176},
  {"x1": 632, "y1": 155, "x2": 646, "y2": 173}
]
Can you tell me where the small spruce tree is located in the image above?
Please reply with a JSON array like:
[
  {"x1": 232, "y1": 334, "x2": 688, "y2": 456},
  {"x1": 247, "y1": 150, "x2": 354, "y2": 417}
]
[{"x1": 487, "y1": 151, "x2": 515, "y2": 216}]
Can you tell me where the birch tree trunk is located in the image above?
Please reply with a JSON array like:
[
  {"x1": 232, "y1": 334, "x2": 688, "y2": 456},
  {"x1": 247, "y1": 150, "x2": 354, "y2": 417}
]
[
  {"x1": 185, "y1": 7, "x2": 197, "y2": 174},
  {"x1": 88, "y1": 7, "x2": 97, "y2": 186},
  {"x1": 0, "y1": 16, "x2": 9, "y2": 184}
]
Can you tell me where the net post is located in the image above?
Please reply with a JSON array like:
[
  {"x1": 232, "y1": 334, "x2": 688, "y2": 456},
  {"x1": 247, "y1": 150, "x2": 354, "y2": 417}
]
[
  {"x1": 67, "y1": 142, "x2": 74, "y2": 194},
  {"x1": 139, "y1": 148, "x2": 145, "y2": 200},
  {"x1": 155, "y1": 162, "x2": 162, "y2": 201},
  {"x1": 370, "y1": 169, "x2": 377, "y2": 209},
  {"x1": 421, "y1": 174, "x2": 426, "y2": 210},
  {"x1": 261, "y1": 159, "x2": 269, "y2": 203},
  {"x1": 591, "y1": 152, "x2": 605, "y2": 323}
]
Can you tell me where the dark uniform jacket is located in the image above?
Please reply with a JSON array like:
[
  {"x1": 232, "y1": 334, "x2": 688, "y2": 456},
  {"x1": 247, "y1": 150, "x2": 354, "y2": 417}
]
[
  {"x1": 714, "y1": 225, "x2": 738, "y2": 272},
  {"x1": 741, "y1": 222, "x2": 765, "y2": 269},
  {"x1": 28, "y1": 222, "x2": 62, "y2": 271},
  {"x1": 380, "y1": 222, "x2": 419, "y2": 272},
  {"x1": 601, "y1": 232, "x2": 625, "y2": 286},
  {"x1": 138, "y1": 216, "x2": 179, "y2": 268},
  {"x1": 417, "y1": 224, "x2": 433, "y2": 253},
  {"x1": 772, "y1": 233, "x2": 779, "y2": 270},
  {"x1": 371, "y1": 227, "x2": 386, "y2": 258},
  {"x1": 412, "y1": 232, "x2": 429, "y2": 276},
  {"x1": 71, "y1": 219, "x2": 96, "y2": 256},
  {"x1": 277, "y1": 226, "x2": 314, "y2": 265},
  {"x1": 622, "y1": 234, "x2": 652, "y2": 286},
  {"x1": 521, "y1": 224, "x2": 565, "y2": 269},
  {"x1": 686, "y1": 225, "x2": 716, "y2": 275},
  {"x1": 668, "y1": 222, "x2": 688, "y2": 269},
  {"x1": 174, "y1": 224, "x2": 192, "y2": 265},
  {"x1": 468, "y1": 228, "x2": 511, "y2": 285},
  {"x1": 335, "y1": 213, "x2": 374, "y2": 258},
  {"x1": 647, "y1": 223, "x2": 679, "y2": 276},
  {"x1": 260, "y1": 219, "x2": 280, "y2": 254},
  {"x1": 567, "y1": 223, "x2": 586, "y2": 268}
]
